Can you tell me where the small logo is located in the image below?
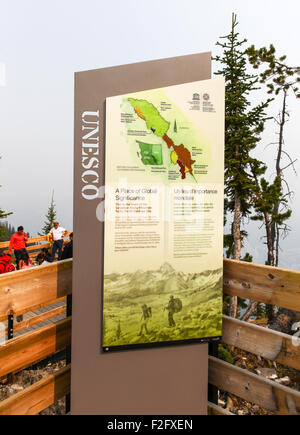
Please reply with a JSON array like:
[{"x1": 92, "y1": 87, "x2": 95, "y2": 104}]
[
  {"x1": 192, "y1": 93, "x2": 200, "y2": 101},
  {"x1": 203, "y1": 93, "x2": 210, "y2": 101}
]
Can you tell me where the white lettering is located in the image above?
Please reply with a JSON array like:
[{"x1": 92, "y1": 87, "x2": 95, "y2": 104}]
[
  {"x1": 81, "y1": 109, "x2": 100, "y2": 200},
  {"x1": 82, "y1": 110, "x2": 99, "y2": 121},
  {"x1": 82, "y1": 169, "x2": 99, "y2": 184},
  {"x1": 82, "y1": 125, "x2": 99, "y2": 141},
  {"x1": 82, "y1": 157, "x2": 99, "y2": 170},
  {"x1": 82, "y1": 184, "x2": 99, "y2": 200}
]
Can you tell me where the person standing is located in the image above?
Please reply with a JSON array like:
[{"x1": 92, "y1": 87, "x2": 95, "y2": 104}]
[
  {"x1": 139, "y1": 304, "x2": 151, "y2": 336},
  {"x1": 50, "y1": 221, "x2": 68, "y2": 261},
  {"x1": 165, "y1": 295, "x2": 176, "y2": 327},
  {"x1": 61, "y1": 232, "x2": 73, "y2": 260},
  {"x1": 8, "y1": 226, "x2": 28, "y2": 270}
]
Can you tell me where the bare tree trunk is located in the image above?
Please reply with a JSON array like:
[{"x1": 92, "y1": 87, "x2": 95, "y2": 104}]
[
  {"x1": 271, "y1": 90, "x2": 287, "y2": 265},
  {"x1": 275, "y1": 224, "x2": 280, "y2": 267},
  {"x1": 242, "y1": 208, "x2": 275, "y2": 322},
  {"x1": 241, "y1": 301, "x2": 258, "y2": 321},
  {"x1": 265, "y1": 211, "x2": 274, "y2": 266},
  {"x1": 265, "y1": 211, "x2": 275, "y2": 321},
  {"x1": 233, "y1": 191, "x2": 242, "y2": 261},
  {"x1": 229, "y1": 190, "x2": 242, "y2": 318},
  {"x1": 268, "y1": 90, "x2": 287, "y2": 325}
]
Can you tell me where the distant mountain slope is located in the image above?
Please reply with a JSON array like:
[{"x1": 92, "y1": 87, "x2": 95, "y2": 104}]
[{"x1": 104, "y1": 263, "x2": 222, "y2": 298}]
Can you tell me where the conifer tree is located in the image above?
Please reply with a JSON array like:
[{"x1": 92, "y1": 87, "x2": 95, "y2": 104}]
[
  {"x1": 251, "y1": 177, "x2": 291, "y2": 266},
  {"x1": 246, "y1": 44, "x2": 300, "y2": 267},
  {"x1": 0, "y1": 157, "x2": 12, "y2": 240},
  {"x1": 214, "y1": 14, "x2": 271, "y2": 317},
  {"x1": 40, "y1": 191, "x2": 57, "y2": 235},
  {"x1": 241, "y1": 176, "x2": 291, "y2": 321},
  {"x1": 244, "y1": 45, "x2": 300, "y2": 325},
  {"x1": 0, "y1": 221, "x2": 16, "y2": 241},
  {"x1": 0, "y1": 222, "x2": 8, "y2": 241}
]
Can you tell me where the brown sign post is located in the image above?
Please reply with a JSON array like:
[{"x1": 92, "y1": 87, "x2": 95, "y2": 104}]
[{"x1": 72, "y1": 52, "x2": 212, "y2": 414}]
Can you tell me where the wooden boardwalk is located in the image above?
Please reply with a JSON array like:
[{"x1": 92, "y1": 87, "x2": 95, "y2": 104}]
[
  {"x1": 2, "y1": 299, "x2": 67, "y2": 338},
  {"x1": 14, "y1": 300, "x2": 67, "y2": 337}
]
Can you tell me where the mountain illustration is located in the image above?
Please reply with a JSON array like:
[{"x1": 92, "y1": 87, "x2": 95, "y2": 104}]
[
  {"x1": 104, "y1": 264, "x2": 222, "y2": 300},
  {"x1": 159, "y1": 262, "x2": 175, "y2": 275},
  {"x1": 103, "y1": 262, "x2": 223, "y2": 348}
]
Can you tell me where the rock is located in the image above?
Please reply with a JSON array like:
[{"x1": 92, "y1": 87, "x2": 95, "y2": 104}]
[
  {"x1": 257, "y1": 368, "x2": 278, "y2": 380},
  {"x1": 226, "y1": 396, "x2": 234, "y2": 410},
  {"x1": 9, "y1": 384, "x2": 23, "y2": 393},
  {"x1": 275, "y1": 376, "x2": 290, "y2": 386}
]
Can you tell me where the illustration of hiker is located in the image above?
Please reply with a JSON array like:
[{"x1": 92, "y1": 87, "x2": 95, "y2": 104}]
[
  {"x1": 139, "y1": 304, "x2": 152, "y2": 335},
  {"x1": 165, "y1": 295, "x2": 182, "y2": 327}
]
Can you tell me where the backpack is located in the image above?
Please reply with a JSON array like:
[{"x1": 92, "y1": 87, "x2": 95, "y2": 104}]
[
  {"x1": 173, "y1": 298, "x2": 182, "y2": 313},
  {"x1": 0, "y1": 257, "x2": 15, "y2": 274}
]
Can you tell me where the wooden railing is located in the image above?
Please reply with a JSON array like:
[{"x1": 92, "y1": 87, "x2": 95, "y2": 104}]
[
  {"x1": 0, "y1": 233, "x2": 71, "y2": 263},
  {"x1": 0, "y1": 257, "x2": 299, "y2": 414},
  {"x1": 0, "y1": 260, "x2": 72, "y2": 415},
  {"x1": 208, "y1": 259, "x2": 300, "y2": 415}
]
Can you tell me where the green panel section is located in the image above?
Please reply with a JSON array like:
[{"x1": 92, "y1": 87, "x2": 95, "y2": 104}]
[
  {"x1": 151, "y1": 144, "x2": 163, "y2": 165},
  {"x1": 128, "y1": 98, "x2": 170, "y2": 137},
  {"x1": 137, "y1": 141, "x2": 163, "y2": 165},
  {"x1": 102, "y1": 265, "x2": 223, "y2": 348}
]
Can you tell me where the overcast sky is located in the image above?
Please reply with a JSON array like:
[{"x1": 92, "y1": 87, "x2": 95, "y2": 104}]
[{"x1": 0, "y1": 0, "x2": 299, "y2": 269}]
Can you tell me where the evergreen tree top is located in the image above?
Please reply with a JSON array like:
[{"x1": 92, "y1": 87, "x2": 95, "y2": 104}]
[
  {"x1": 40, "y1": 191, "x2": 57, "y2": 235},
  {"x1": 214, "y1": 13, "x2": 272, "y2": 217}
]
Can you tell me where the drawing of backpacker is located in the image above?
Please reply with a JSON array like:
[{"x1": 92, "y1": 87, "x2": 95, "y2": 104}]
[
  {"x1": 139, "y1": 304, "x2": 152, "y2": 336},
  {"x1": 165, "y1": 295, "x2": 182, "y2": 327}
]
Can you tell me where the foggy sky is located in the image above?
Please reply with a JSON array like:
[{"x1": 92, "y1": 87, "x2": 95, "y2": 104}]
[{"x1": 0, "y1": 0, "x2": 299, "y2": 269}]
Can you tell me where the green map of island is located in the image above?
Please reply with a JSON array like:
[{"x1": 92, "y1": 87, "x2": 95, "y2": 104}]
[
  {"x1": 128, "y1": 97, "x2": 196, "y2": 180},
  {"x1": 137, "y1": 141, "x2": 163, "y2": 165},
  {"x1": 128, "y1": 98, "x2": 169, "y2": 136}
]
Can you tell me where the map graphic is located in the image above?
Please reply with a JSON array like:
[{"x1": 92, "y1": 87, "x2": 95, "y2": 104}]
[
  {"x1": 128, "y1": 98, "x2": 196, "y2": 180},
  {"x1": 137, "y1": 141, "x2": 162, "y2": 165}
]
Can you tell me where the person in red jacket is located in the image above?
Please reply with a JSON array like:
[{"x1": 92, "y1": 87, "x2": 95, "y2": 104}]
[
  {"x1": 8, "y1": 226, "x2": 28, "y2": 270},
  {"x1": 0, "y1": 249, "x2": 16, "y2": 274}
]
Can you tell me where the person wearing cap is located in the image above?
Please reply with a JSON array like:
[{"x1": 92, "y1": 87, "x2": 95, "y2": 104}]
[
  {"x1": 8, "y1": 226, "x2": 28, "y2": 270},
  {"x1": 50, "y1": 221, "x2": 68, "y2": 262}
]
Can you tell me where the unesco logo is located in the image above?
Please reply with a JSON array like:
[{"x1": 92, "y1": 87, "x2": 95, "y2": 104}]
[
  {"x1": 203, "y1": 93, "x2": 210, "y2": 101},
  {"x1": 192, "y1": 93, "x2": 200, "y2": 101}
]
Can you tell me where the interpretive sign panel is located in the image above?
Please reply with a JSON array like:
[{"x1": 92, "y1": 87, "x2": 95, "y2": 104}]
[
  {"x1": 103, "y1": 78, "x2": 224, "y2": 350},
  {"x1": 72, "y1": 52, "x2": 216, "y2": 415}
]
